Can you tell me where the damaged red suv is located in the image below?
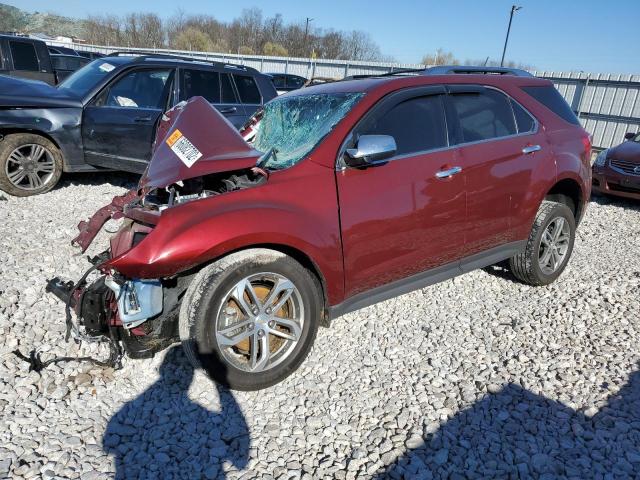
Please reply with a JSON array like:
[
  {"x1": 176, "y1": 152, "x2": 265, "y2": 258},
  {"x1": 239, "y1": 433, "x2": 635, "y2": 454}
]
[{"x1": 47, "y1": 66, "x2": 592, "y2": 390}]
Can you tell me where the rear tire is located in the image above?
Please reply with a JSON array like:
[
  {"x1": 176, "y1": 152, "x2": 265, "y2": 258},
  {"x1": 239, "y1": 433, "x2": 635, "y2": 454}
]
[
  {"x1": 179, "y1": 249, "x2": 322, "y2": 391},
  {"x1": 0, "y1": 133, "x2": 63, "y2": 197},
  {"x1": 509, "y1": 200, "x2": 576, "y2": 286}
]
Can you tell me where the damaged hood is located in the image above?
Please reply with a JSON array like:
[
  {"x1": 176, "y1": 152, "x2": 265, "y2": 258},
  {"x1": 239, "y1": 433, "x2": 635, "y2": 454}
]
[
  {"x1": 140, "y1": 96, "x2": 262, "y2": 189},
  {"x1": 608, "y1": 139, "x2": 640, "y2": 164},
  {"x1": 0, "y1": 75, "x2": 82, "y2": 108}
]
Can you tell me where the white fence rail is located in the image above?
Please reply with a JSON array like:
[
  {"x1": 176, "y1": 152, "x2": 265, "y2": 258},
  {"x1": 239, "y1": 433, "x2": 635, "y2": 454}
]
[{"x1": 51, "y1": 41, "x2": 640, "y2": 150}]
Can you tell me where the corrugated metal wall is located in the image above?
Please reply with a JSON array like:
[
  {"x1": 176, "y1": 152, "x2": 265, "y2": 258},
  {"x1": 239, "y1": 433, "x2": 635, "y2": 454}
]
[{"x1": 51, "y1": 41, "x2": 640, "y2": 150}]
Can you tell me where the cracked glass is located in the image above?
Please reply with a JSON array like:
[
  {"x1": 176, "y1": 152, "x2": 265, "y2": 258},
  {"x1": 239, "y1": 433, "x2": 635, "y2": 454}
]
[{"x1": 254, "y1": 92, "x2": 364, "y2": 170}]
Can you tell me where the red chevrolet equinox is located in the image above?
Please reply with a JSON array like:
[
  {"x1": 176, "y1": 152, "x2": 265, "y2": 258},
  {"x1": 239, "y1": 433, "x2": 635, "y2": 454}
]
[{"x1": 48, "y1": 66, "x2": 592, "y2": 390}]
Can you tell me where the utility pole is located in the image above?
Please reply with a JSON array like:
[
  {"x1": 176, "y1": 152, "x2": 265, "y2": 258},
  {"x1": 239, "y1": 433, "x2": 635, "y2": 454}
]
[
  {"x1": 500, "y1": 5, "x2": 522, "y2": 67},
  {"x1": 304, "y1": 17, "x2": 313, "y2": 57}
]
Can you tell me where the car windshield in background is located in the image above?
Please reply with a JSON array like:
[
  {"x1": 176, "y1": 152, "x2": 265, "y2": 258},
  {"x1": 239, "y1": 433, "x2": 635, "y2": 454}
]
[
  {"x1": 254, "y1": 93, "x2": 363, "y2": 170},
  {"x1": 57, "y1": 60, "x2": 119, "y2": 97}
]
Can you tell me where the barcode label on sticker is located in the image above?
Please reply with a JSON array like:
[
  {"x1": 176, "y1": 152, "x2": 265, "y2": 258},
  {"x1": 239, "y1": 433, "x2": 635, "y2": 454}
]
[{"x1": 165, "y1": 129, "x2": 202, "y2": 167}]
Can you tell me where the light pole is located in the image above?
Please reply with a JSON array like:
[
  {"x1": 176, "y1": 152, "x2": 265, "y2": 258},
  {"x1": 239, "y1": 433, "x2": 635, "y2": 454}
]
[
  {"x1": 500, "y1": 5, "x2": 522, "y2": 67},
  {"x1": 304, "y1": 17, "x2": 314, "y2": 57}
]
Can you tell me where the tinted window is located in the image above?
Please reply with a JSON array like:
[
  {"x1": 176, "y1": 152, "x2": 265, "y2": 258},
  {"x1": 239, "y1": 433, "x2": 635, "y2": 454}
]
[
  {"x1": 450, "y1": 90, "x2": 517, "y2": 143},
  {"x1": 10, "y1": 41, "x2": 39, "y2": 71},
  {"x1": 271, "y1": 75, "x2": 285, "y2": 88},
  {"x1": 182, "y1": 69, "x2": 220, "y2": 103},
  {"x1": 522, "y1": 86, "x2": 580, "y2": 126},
  {"x1": 364, "y1": 95, "x2": 448, "y2": 155},
  {"x1": 511, "y1": 100, "x2": 536, "y2": 133},
  {"x1": 234, "y1": 74, "x2": 261, "y2": 104},
  {"x1": 288, "y1": 76, "x2": 305, "y2": 89},
  {"x1": 221, "y1": 73, "x2": 237, "y2": 103},
  {"x1": 104, "y1": 69, "x2": 171, "y2": 109}
]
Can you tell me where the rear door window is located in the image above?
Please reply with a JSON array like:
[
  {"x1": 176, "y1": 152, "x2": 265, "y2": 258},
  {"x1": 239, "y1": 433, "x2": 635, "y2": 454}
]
[
  {"x1": 220, "y1": 73, "x2": 238, "y2": 103},
  {"x1": 522, "y1": 85, "x2": 580, "y2": 126},
  {"x1": 234, "y1": 74, "x2": 261, "y2": 104},
  {"x1": 10, "y1": 41, "x2": 39, "y2": 71},
  {"x1": 449, "y1": 90, "x2": 517, "y2": 143},
  {"x1": 181, "y1": 69, "x2": 220, "y2": 103},
  {"x1": 362, "y1": 95, "x2": 448, "y2": 156},
  {"x1": 271, "y1": 75, "x2": 285, "y2": 89}
]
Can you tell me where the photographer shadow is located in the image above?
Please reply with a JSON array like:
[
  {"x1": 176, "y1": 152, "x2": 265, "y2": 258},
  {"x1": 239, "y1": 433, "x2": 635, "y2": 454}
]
[
  {"x1": 378, "y1": 364, "x2": 640, "y2": 478},
  {"x1": 103, "y1": 346, "x2": 249, "y2": 479}
]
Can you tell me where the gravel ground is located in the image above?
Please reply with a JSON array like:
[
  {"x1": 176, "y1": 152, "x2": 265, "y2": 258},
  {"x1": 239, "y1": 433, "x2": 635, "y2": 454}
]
[{"x1": 0, "y1": 173, "x2": 639, "y2": 479}]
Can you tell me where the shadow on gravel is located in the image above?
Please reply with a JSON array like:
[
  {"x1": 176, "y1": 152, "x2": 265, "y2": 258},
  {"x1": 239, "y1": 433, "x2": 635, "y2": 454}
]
[
  {"x1": 103, "y1": 346, "x2": 249, "y2": 479},
  {"x1": 378, "y1": 364, "x2": 640, "y2": 479},
  {"x1": 589, "y1": 193, "x2": 640, "y2": 212},
  {"x1": 55, "y1": 171, "x2": 139, "y2": 191}
]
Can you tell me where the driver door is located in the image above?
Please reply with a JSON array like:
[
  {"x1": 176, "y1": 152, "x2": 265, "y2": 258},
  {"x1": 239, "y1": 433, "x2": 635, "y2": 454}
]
[
  {"x1": 337, "y1": 86, "x2": 467, "y2": 299},
  {"x1": 82, "y1": 68, "x2": 175, "y2": 173}
]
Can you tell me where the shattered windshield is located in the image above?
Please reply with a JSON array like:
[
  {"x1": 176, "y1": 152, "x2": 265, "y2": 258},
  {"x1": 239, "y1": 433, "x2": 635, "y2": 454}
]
[{"x1": 254, "y1": 92, "x2": 363, "y2": 170}]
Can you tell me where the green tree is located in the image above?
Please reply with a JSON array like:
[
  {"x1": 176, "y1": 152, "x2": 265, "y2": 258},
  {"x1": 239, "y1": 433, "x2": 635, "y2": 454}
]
[
  {"x1": 173, "y1": 27, "x2": 213, "y2": 51},
  {"x1": 262, "y1": 41, "x2": 288, "y2": 57}
]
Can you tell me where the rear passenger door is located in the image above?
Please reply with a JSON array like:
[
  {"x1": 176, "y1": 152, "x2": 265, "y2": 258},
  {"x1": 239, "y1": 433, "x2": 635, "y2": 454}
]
[
  {"x1": 445, "y1": 85, "x2": 541, "y2": 260},
  {"x1": 179, "y1": 69, "x2": 246, "y2": 128}
]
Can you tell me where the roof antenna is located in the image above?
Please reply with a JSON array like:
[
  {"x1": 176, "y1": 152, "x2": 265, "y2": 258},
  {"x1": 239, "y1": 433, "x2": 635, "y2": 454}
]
[{"x1": 483, "y1": 56, "x2": 490, "y2": 66}]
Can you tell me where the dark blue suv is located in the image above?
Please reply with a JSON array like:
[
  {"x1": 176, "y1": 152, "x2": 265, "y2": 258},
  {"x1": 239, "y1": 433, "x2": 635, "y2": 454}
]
[{"x1": 0, "y1": 53, "x2": 277, "y2": 196}]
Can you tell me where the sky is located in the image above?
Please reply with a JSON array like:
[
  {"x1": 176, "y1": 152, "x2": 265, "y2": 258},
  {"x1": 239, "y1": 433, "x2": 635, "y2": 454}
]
[{"x1": 10, "y1": 0, "x2": 640, "y2": 74}]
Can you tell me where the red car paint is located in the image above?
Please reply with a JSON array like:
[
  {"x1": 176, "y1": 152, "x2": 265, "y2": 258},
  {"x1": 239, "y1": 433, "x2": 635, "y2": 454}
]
[
  {"x1": 78, "y1": 74, "x2": 591, "y2": 312},
  {"x1": 592, "y1": 136, "x2": 640, "y2": 200}
]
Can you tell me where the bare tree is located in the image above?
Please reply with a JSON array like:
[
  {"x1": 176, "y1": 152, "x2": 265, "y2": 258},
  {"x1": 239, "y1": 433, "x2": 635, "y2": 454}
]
[{"x1": 422, "y1": 49, "x2": 460, "y2": 66}]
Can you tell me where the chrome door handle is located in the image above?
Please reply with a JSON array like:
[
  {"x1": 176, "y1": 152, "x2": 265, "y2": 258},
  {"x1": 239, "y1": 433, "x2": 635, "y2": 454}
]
[
  {"x1": 219, "y1": 107, "x2": 237, "y2": 114},
  {"x1": 435, "y1": 166, "x2": 462, "y2": 179},
  {"x1": 522, "y1": 145, "x2": 542, "y2": 154}
]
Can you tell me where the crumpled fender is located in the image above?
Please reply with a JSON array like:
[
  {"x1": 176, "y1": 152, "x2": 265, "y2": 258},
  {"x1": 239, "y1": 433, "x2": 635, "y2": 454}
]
[{"x1": 72, "y1": 189, "x2": 140, "y2": 252}]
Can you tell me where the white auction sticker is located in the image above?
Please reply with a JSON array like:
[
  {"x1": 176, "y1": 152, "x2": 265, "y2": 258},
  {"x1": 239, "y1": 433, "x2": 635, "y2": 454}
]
[
  {"x1": 98, "y1": 62, "x2": 115, "y2": 72},
  {"x1": 165, "y1": 129, "x2": 202, "y2": 167}
]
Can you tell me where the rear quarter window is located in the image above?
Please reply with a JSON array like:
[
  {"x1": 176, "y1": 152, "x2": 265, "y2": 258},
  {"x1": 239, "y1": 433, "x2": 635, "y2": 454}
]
[
  {"x1": 522, "y1": 85, "x2": 580, "y2": 126},
  {"x1": 10, "y1": 41, "x2": 39, "y2": 71}
]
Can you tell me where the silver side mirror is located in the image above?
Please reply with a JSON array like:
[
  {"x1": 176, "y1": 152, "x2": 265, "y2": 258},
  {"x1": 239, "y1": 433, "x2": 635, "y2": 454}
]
[{"x1": 345, "y1": 135, "x2": 397, "y2": 167}]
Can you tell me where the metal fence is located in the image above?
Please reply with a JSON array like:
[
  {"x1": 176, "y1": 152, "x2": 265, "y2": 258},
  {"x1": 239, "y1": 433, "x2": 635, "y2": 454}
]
[{"x1": 49, "y1": 41, "x2": 640, "y2": 151}]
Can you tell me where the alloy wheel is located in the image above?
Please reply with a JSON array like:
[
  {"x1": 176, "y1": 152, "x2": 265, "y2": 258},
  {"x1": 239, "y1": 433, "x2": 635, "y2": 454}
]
[
  {"x1": 215, "y1": 272, "x2": 304, "y2": 373},
  {"x1": 538, "y1": 217, "x2": 571, "y2": 275},
  {"x1": 5, "y1": 144, "x2": 57, "y2": 191}
]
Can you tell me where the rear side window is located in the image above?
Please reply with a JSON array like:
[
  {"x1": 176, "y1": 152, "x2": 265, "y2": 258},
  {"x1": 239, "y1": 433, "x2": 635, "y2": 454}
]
[
  {"x1": 234, "y1": 74, "x2": 261, "y2": 104},
  {"x1": 511, "y1": 100, "x2": 536, "y2": 133},
  {"x1": 271, "y1": 75, "x2": 285, "y2": 88},
  {"x1": 10, "y1": 41, "x2": 39, "y2": 71},
  {"x1": 449, "y1": 90, "x2": 517, "y2": 143},
  {"x1": 288, "y1": 76, "x2": 305, "y2": 89},
  {"x1": 522, "y1": 86, "x2": 580, "y2": 126},
  {"x1": 363, "y1": 95, "x2": 448, "y2": 155},
  {"x1": 221, "y1": 73, "x2": 237, "y2": 103},
  {"x1": 182, "y1": 69, "x2": 220, "y2": 103}
]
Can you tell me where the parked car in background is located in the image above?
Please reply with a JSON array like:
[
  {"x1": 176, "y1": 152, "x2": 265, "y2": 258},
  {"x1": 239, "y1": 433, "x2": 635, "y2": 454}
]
[
  {"x1": 592, "y1": 131, "x2": 640, "y2": 200},
  {"x1": 0, "y1": 34, "x2": 55, "y2": 84},
  {"x1": 47, "y1": 45, "x2": 79, "y2": 56},
  {"x1": 0, "y1": 52, "x2": 277, "y2": 196},
  {"x1": 76, "y1": 50, "x2": 105, "y2": 60},
  {"x1": 47, "y1": 66, "x2": 592, "y2": 390},
  {"x1": 266, "y1": 73, "x2": 307, "y2": 94},
  {"x1": 50, "y1": 53, "x2": 90, "y2": 83}
]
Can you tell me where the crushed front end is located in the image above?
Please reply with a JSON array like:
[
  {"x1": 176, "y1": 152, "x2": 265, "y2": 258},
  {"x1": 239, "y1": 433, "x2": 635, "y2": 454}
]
[{"x1": 45, "y1": 96, "x2": 266, "y2": 362}]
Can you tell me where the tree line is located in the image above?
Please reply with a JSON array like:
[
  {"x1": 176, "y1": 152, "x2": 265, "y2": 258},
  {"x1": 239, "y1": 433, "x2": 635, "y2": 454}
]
[{"x1": 84, "y1": 8, "x2": 389, "y2": 61}]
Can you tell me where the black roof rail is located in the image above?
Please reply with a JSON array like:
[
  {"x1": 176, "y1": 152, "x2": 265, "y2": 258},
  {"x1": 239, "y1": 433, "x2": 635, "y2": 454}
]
[
  {"x1": 104, "y1": 51, "x2": 259, "y2": 73},
  {"x1": 423, "y1": 65, "x2": 533, "y2": 77}
]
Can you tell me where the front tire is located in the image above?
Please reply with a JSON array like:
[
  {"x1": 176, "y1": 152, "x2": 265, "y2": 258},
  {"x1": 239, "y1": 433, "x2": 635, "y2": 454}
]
[
  {"x1": 0, "y1": 133, "x2": 63, "y2": 197},
  {"x1": 509, "y1": 200, "x2": 576, "y2": 286},
  {"x1": 179, "y1": 249, "x2": 322, "y2": 391}
]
